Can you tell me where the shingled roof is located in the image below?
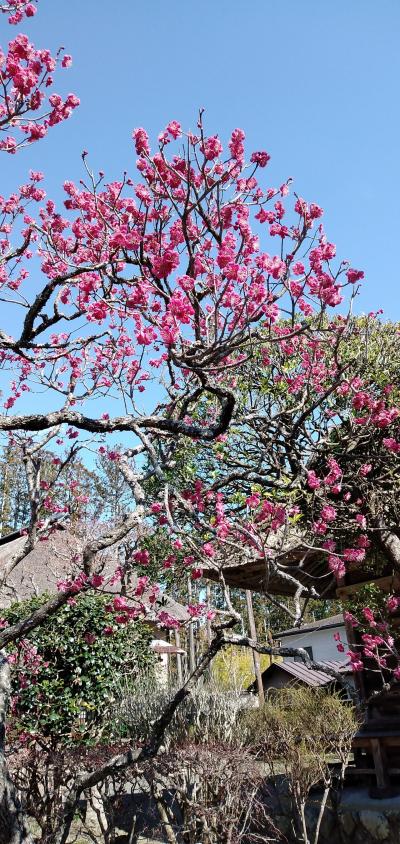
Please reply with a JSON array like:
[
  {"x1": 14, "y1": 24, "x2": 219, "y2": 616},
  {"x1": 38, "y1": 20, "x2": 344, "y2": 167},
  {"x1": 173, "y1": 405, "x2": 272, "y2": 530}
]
[{"x1": 0, "y1": 527, "x2": 82, "y2": 608}]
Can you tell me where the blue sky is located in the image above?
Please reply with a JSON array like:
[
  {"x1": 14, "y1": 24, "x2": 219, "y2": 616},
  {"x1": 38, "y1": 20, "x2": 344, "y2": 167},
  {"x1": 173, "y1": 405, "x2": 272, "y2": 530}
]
[{"x1": 3, "y1": 0, "x2": 400, "y2": 319}]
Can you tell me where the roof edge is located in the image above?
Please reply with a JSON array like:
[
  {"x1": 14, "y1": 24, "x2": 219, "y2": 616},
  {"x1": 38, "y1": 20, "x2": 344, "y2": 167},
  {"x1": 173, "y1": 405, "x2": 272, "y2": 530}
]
[{"x1": 277, "y1": 615, "x2": 345, "y2": 639}]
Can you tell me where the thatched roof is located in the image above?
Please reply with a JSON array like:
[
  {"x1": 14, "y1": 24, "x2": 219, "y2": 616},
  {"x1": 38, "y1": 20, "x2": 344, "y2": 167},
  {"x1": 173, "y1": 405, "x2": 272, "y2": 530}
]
[
  {"x1": 0, "y1": 526, "x2": 190, "y2": 622},
  {"x1": 0, "y1": 527, "x2": 83, "y2": 608}
]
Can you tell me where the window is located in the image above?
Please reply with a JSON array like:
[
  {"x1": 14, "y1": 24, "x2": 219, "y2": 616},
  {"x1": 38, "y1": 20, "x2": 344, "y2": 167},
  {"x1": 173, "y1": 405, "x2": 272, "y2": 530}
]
[{"x1": 294, "y1": 645, "x2": 313, "y2": 662}]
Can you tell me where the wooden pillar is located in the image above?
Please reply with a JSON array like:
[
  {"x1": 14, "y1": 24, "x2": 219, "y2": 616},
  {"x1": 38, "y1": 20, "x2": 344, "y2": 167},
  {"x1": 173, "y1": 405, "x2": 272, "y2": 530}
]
[
  {"x1": 175, "y1": 629, "x2": 183, "y2": 686},
  {"x1": 246, "y1": 589, "x2": 265, "y2": 705},
  {"x1": 187, "y1": 576, "x2": 196, "y2": 675},
  {"x1": 206, "y1": 583, "x2": 212, "y2": 647}
]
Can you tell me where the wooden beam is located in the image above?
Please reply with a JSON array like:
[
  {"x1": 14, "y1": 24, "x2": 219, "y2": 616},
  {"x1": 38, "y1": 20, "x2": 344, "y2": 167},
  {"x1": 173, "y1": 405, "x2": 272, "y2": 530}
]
[
  {"x1": 336, "y1": 573, "x2": 400, "y2": 599},
  {"x1": 370, "y1": 738, "x2": 390, "y2": 791}
]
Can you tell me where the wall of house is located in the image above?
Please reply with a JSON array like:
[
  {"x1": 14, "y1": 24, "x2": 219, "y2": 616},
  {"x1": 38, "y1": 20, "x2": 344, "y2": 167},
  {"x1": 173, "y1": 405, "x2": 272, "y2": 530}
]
[
  {"x1": 155, "y1": 652, "x2": 169, "y2": 686},
  {"x1": 281, "y1": 624, "x2": 348, "y2": 664}
]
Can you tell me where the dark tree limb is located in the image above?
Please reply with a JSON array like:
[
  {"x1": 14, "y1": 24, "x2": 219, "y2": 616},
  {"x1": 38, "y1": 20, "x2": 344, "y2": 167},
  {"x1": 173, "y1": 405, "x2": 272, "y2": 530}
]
[{"x1": 0, "y1": 388, "x2": 235, "y2": 442}]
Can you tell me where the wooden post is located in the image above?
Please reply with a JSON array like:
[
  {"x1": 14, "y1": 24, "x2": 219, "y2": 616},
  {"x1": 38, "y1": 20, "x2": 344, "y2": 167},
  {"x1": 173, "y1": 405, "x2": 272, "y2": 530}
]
[
  {"x1": 246, "y1": 589, "x2": 265, "y2": 705},
  {"x1": 206, "y1": 583, "x2": 212, "y2": 647},
  {"x1": 187, "y1": 576, "x2": 196, "y2": 675},
  {"x1": 370, "y1": 738, "x2": 390, "y2": 794},
  {"x1": 175, "y1": 629, "x2": 183, "y2": 686}
]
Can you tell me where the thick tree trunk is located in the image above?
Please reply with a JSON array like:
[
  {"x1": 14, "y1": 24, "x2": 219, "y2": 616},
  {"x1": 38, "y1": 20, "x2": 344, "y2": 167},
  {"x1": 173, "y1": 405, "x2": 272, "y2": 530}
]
[
  {"x1": 0, "y1": 770, "x2": 33, "y2": 844},
  {"x1": 369, "y1": 500, "x2": 400, "y2": 570},
  {"x1": 0, "y1": 653, "x2": 33, "y2": 844},
  {"x1": 377, "y1": 525, "x2": 400, "y2": 569}
]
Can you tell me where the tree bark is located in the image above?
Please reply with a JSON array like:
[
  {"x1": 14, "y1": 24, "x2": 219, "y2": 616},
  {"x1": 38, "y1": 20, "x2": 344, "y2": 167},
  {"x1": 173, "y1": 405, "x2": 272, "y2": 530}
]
[
  {"x1": 175, "y1": 630, "x2": 183, "y2": 686},
  {"x1": 376, "y1": 523, "x2": 400, "y2": 569},
  {"x1": 0, "y1": 652, "x2": 33, "y2": 844},
  {"x1": 151, "y1": 780, "x2": 177, "y2": 844}
]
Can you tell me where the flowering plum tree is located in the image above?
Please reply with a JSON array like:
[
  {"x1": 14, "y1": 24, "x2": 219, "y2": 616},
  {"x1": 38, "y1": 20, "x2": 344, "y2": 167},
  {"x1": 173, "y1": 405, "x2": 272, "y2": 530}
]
[
  {"x1": 179, "y1": 318, "x2": 400, "y2": 674},
  {"x1": 0, "y1": 0, "x2": 390, "y2": 840}
]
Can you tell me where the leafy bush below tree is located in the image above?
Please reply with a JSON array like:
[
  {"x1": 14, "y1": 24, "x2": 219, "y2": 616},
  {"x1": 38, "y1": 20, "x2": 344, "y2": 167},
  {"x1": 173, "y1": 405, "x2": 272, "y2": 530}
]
[{"x1": 3, "y1": 591, "x2": 154, "y2": 745}]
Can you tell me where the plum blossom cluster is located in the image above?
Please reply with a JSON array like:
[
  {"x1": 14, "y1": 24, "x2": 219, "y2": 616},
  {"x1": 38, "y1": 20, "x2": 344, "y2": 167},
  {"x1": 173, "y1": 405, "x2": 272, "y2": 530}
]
[
  {"x1": 0, "y1": 6, "x2": 78, "y2": 152},
  {"x1": 349, "y1": 385, "x2": 399, "y2": 429},
  {"x1": 335, "y1": 601, "x2": 400, "y2": 679},
  {"x1": 106, "y1": 586, "x2": 157, "y2": 625},
  {"x1": 312, "y1": 449, "x2": 397, "y2": 569},
  {"x1": 56, "y1": 571, "x2": 102, "y2": 594},
  {"x1": 56, "y1": 562, "x2": 194, "y2": 633},
  {"x1": 1, "y1": 0, "x2": 36, "y2": 24},
  {"x1": 3, "y1": 105, "x2": 397, "y2": 685}
]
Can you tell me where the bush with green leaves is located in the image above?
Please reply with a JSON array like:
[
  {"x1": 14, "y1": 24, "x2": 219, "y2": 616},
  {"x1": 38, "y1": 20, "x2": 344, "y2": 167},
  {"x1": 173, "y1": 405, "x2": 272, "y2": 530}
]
[{"x1": 3, "y1": 591, "x2": 154, "y2": 745}]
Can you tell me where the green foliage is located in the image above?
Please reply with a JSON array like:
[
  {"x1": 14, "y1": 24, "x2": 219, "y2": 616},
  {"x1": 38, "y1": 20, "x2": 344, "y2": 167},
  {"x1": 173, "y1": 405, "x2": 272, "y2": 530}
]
[
  {"x1": 211, "y1": 645, "x2": 273, "y2": 690},
  {"x1": 4, "y1": 592, "x2": 154, "y2": 745},
  {"x1": 347, "y1": 582, "x2": 386, "y2": 618},
  {"x1": 0, "y1": 445, "x2": 30, "y2": 535}
]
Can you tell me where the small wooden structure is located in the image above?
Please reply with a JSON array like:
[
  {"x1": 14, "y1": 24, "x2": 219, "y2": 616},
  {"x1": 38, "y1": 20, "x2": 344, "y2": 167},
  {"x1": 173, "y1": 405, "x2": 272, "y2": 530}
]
[
  {"x1": 247, "y1": 658, "x2": 352, "y2": 695},
  {"x1": 203, "y1": 547, "x2": 400, "y2": 796}
]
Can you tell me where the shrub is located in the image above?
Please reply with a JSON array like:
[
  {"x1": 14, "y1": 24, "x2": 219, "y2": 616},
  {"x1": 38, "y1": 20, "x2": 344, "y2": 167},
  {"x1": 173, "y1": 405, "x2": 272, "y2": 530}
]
[
  {"x1": 118, "y1": 678, "x2": 275, "y2": 843},
  {"x1": 144, "y1": 743, "x2": 276, "y2": 844},
  {"x1": 118, "y1": 675, "x2": 248, "y2": 746},
  {"x1": 3, "y1": 591, "x2": 154, "y2": 745},
  {"x1": 241, "y1": 687, "x2": 359, "y2": 843}
]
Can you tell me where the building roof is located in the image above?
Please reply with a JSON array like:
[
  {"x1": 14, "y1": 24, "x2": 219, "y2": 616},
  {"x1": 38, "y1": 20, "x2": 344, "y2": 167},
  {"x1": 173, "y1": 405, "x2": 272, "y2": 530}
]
[
  {"x1": 250, "y1": 658, "x2": 351, "y2": 691},
  {"x1": 0, "y1": 526, "x2": 190, "y2": 622},
  {"x1": 147, "y1": 593, "x2": 190, "y2": 623},
  {"x1": 277, "y1": 613, "x2": 345, "y2": 639},
  {"x1": 202, "y1": 532, "x2": 338, "y2": 598},
  {"x1": 0, "y1": 527, "x2": 82, "y2": 607},
  {"x1": 150, "y1": 639, "x2": 185, "y2": 655},
  {"x1": 202, "y1": 528, "x2": 394, "y2": 600}
]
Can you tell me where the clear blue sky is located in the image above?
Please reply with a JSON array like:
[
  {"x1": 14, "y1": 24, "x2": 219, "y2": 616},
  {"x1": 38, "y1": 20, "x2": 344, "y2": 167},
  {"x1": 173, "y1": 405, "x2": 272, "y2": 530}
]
[{"x1": 4, "y1": 0, "x2": 400, "y2": 318}]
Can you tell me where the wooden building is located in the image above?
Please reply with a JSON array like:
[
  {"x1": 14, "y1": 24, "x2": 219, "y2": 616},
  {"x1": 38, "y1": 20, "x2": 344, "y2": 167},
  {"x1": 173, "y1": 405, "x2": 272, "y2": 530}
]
[{"x1": 248, "y1": 657, "x2": 352, "y2": 695}]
